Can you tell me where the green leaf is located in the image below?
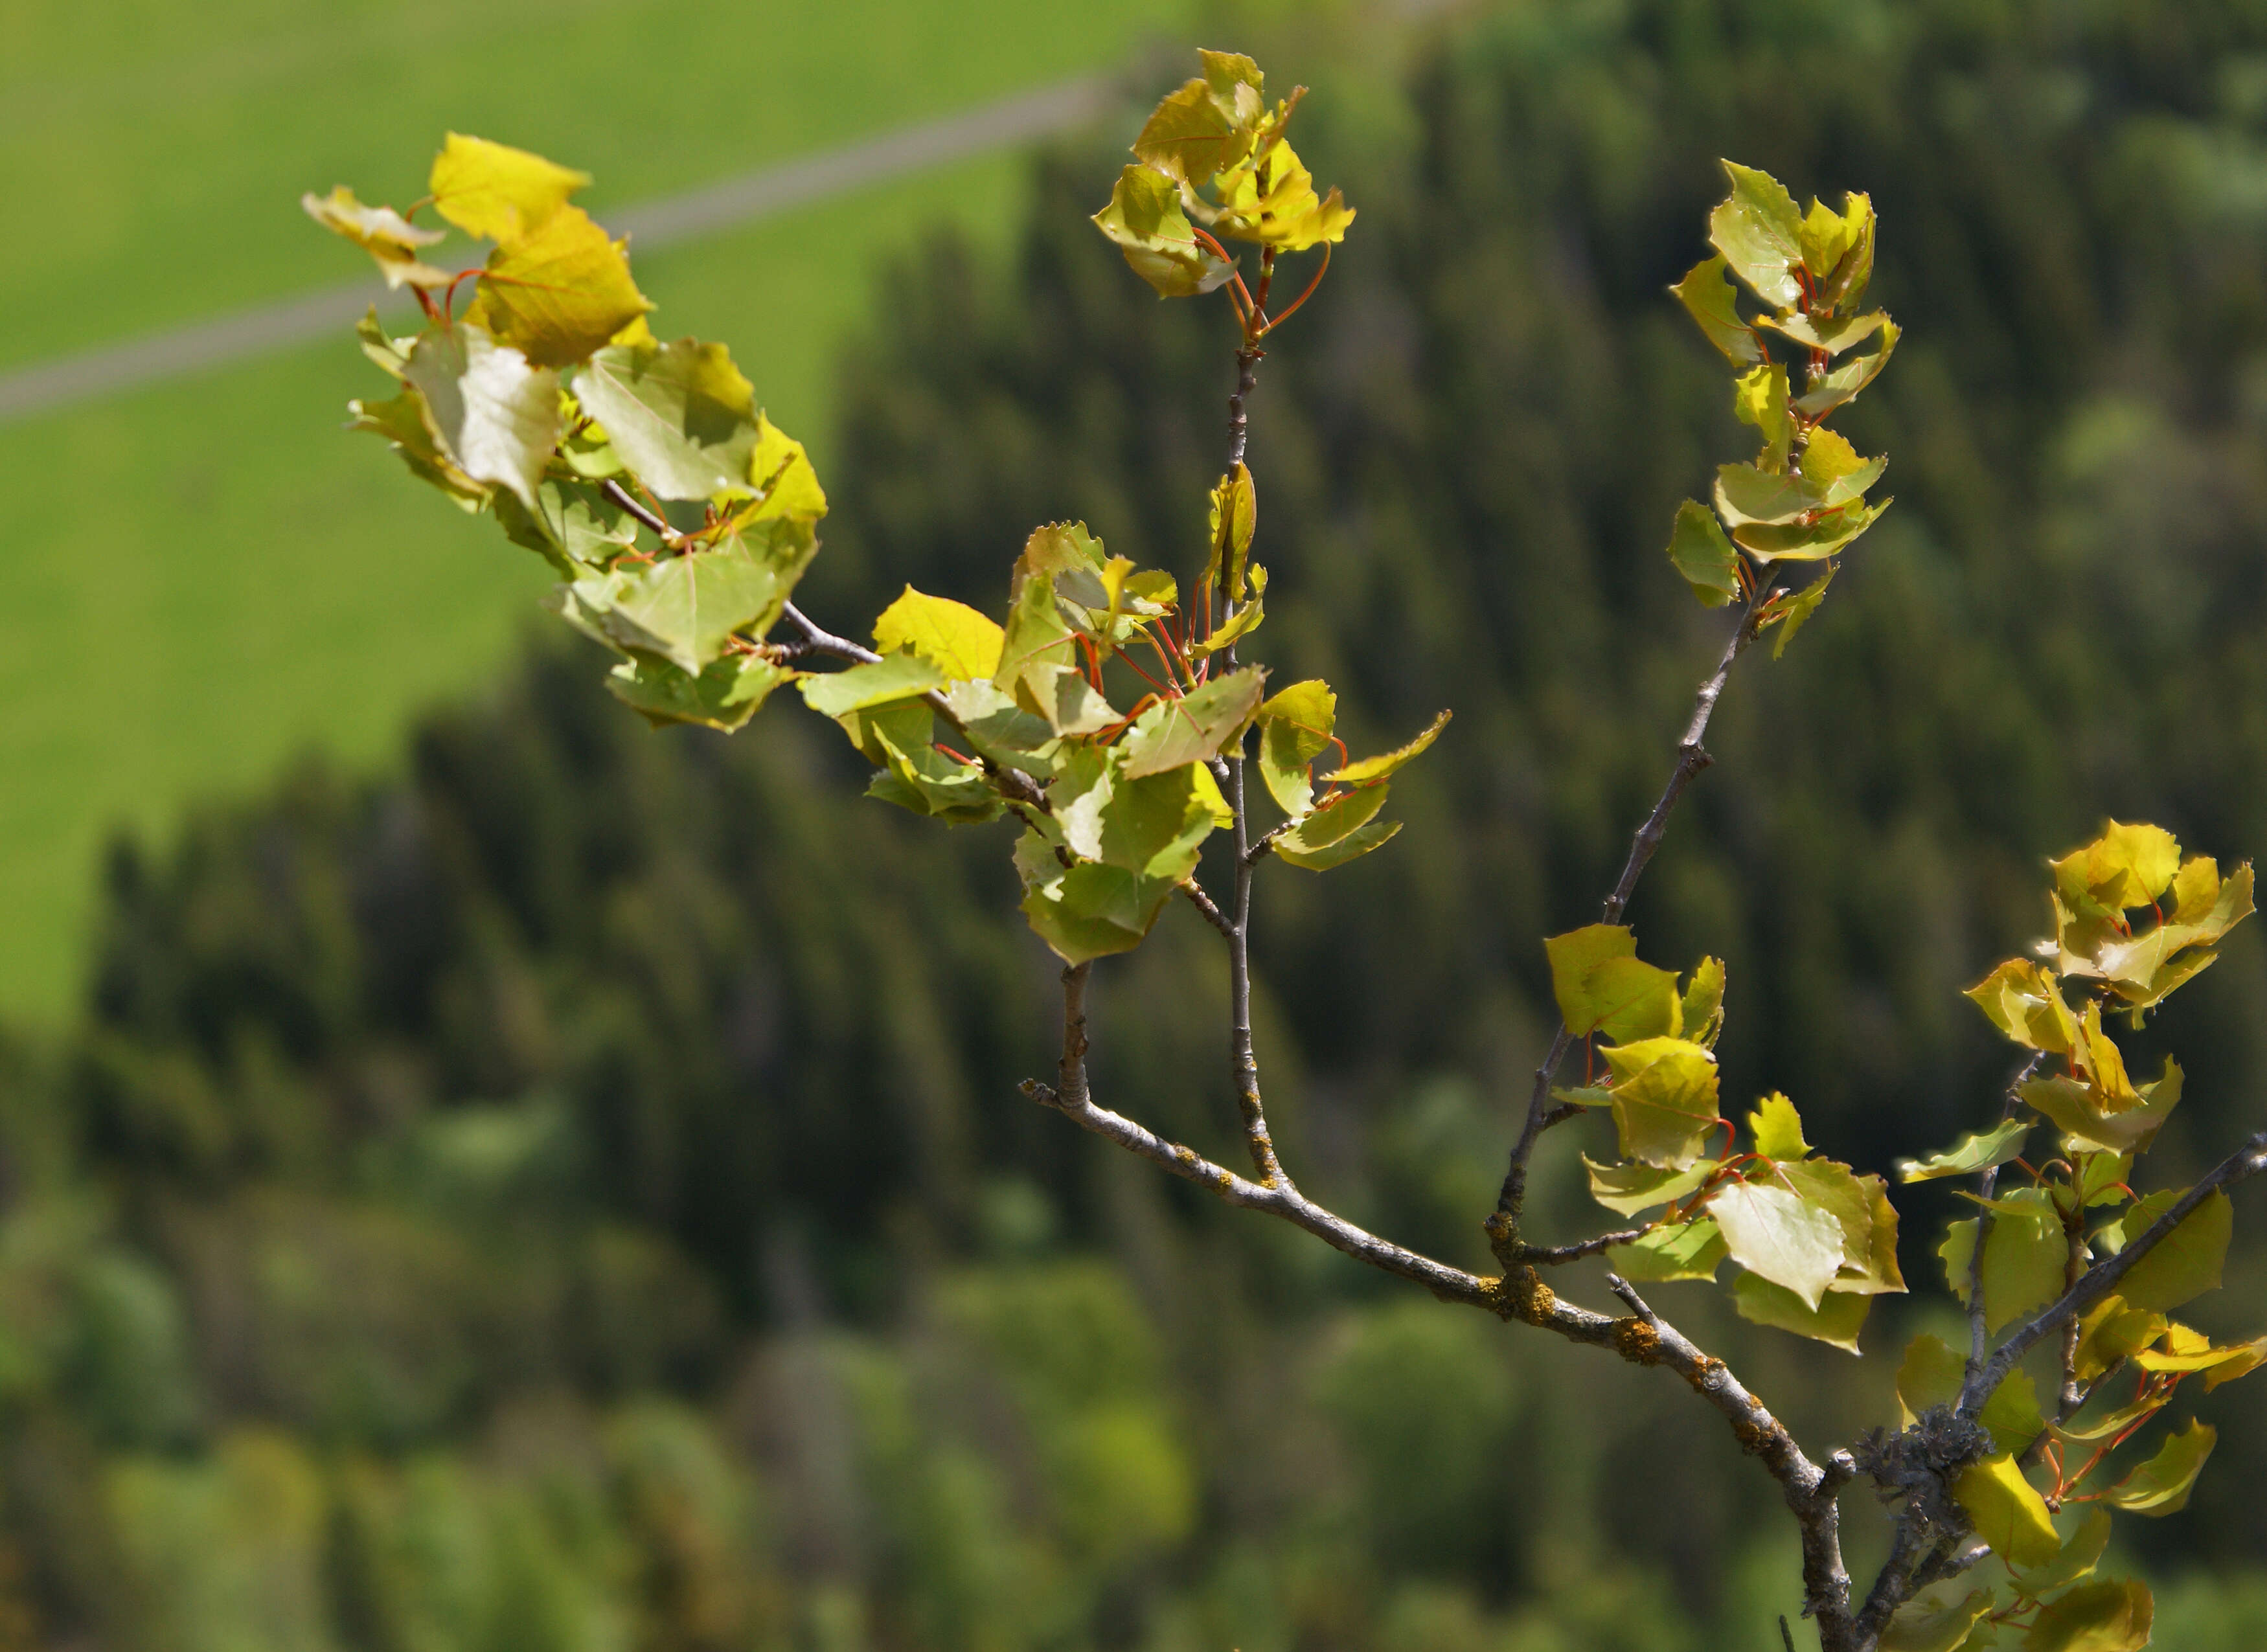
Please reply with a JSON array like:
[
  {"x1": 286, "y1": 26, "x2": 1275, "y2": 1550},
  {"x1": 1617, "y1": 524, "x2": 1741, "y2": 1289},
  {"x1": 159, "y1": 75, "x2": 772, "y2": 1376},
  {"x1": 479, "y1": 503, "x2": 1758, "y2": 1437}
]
[
  {"x1": 566, "y1": 530, "x2": 810, "y2": 675},
  {"x1": 1322, "y1": 709, "x2": 1452, "y2": 784},
  {"x1": 1093, "y1": 164, "x2": 1235, "y2": 299},
  {"x1": 494, "y1": 475, "x2": 641, "y2": 574},
  {"x1": 1749, "y1": 1093, "x2": 1810, "y2": 1161},
  {"x1": 1709, "y1": 160, "x2": 1806, "y2": 310},
  {"x1": 1732, "y1": 362, "x2": 1795, "y2": 471},
  {"x1": 1881, "y1": 1585, "x2": 1996, "y2": 1652},
  {"x1": 1800, "y1": 426, "x2": 1887, "y2": 504},
  {"x1": 1545, "y1": 925, "x2": 1635, "y2": 1034},
  {"x1": 1732, "y1": 497, "x2": 1891, "y2": 564},
  {"x1": 1669, "y1": 255, "x2": 1762, "y2": 365},
  {"x1": 1715, "y1": 460, "x2": 1818, "y2": 526},
  {"x1": 572, "y1": 339, "x2": 773, "y2": 503},
  {"x1": 1255, "y1": 679, "x2": 1336, "y2": 820},
  {"x1": 468, "y1": 204, "x2": 652, "y2": 368},
  {"x1": 1793, "y1": 320, "x2": 1900, "y2": 418},
  {"x1": 1584, "y1": 1155, "x2": 1718, "y2": 1217},
  {"x1": 1586, "y1": 956, "x2": 1685, "y2": 1042},
  {"x1": 797, "y1": 654, "x2": 947, "y2": 719},
  {"x1": 1119, "y1": 666, "x2": 1266, "y2": 778},
  {"x1": 1954, "y1": 1454, "x2": 2062, "y2": 1570},
  {"x1": 1666, "y1": 500, "x2": 1741, "y2": 608},
  {"x1": 1897, "y1": 1333, "x2": 2044, "y2": 1454},
  {"x1": 1608, "y1": 1218, "x2": 1727, "y2": 1283},
  {"x1": 1782, "y1": 1158, "x2": 1906, "y2": 1295},
  {"x1": 606, "y1": 653, "x2": 792, "y2": 732},
  {"x1": 1601, "y1": 1037, "x2": 1722, "y2": 1169},
  {"x1": 301, "y1": 187, "x2": 453, "y2": 288},
  {"x1": 1766, "y1": 565, "x2": 1836, "y2": 658},
  {"x1": 1275, "y1": 784, "x2": 1396, "y2": 870},
  {"x1": 2073, "y1": 1296, "x2": 2169, "y2": 1385},
  {"x1": 1764, "y1": 308, "x2": 1891, "y2": 356},
  {"x1": 873, "y1": 587, "x2": 1005, "y2": 681},
  {"x1": 399, "y1": 324, "x2": 560, "y2": 512},
  {"x1": 429, "y1": 132, "x2": 589, "y2": 242},
  {"x1": 1898, "y1": 1118, "x2": 2033, "y2": 1183},
  {"x1": 1707, "y1": 1180, "x2": 1844, "y2": 1308},
  {"x1": 1014, "y1": 833, "x2": 1178, "y2": 965},
  {"x1": 1817, "y1": 194, "x2": 1876, "y2": 314},
  {"x1": 1188, "y1": 595, "x2": 1264, "y2": 659},
  {"x1": 1053, "y1": 753, "x2": 1231, "y2": 883},
  {"x1": 2110, "y1": 1189, "x2": 2231, "y2": 1313},
  {"x1": 1731, "y1": 1271, "x2": 1871, "y2": 1352},
  {"x1": 2099, "y1": 1418, "x2": 2213, "y2": 1515},
  {"x1": 2021, "y1": 1578, "x2": 2152, "y2": 1652},
  {"x1": 2011, "y1": 1508, "x2": 2112, "y2": 1600}
]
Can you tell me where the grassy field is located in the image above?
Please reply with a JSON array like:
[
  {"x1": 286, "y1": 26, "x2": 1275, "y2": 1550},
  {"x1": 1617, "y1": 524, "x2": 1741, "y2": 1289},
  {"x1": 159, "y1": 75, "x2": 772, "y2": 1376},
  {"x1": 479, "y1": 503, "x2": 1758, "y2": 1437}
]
[{"x1": 0, "y1": 0, "x2": 1196, "y2": 1017}]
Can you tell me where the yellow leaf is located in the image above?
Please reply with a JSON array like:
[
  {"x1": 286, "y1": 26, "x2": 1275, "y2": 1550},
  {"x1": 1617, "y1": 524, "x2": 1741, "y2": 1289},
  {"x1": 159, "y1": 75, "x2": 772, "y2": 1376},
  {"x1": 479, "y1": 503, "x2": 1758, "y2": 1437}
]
[
  {"x1": 1952, "y1": 1454, "x2": 2060, "y2": 1570},
  {"x1": 872, "y1": 587, "x2": 1005, "y2": 681},
  {"x1": 430, "y1": 132, "x2": 591, "y2": 242},
  {"x1": 470, "y1": 205, "x2": 652, "y2": 369}
]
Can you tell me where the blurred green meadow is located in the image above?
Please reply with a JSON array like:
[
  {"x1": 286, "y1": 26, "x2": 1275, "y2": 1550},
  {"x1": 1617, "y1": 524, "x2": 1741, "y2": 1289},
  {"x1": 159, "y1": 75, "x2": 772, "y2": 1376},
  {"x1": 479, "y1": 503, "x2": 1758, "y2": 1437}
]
[{"x1": 0, "y1": 0, "x2": 1192, "y2": 1017}]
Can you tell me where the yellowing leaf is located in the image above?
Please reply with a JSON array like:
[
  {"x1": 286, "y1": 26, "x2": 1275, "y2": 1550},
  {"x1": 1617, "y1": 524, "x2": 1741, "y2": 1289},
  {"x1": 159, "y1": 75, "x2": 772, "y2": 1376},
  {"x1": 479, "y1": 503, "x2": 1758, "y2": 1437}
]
[
  {"x1": 797, "y1": 653, "x2": 947, "y2": 719},
  {"x1": 1093, "y1": 164, "x2": 1235, "y2": 299},
  {"x1": 429, "y1": 133, "x2": 590, "y2": 242},
  {"x1": 1749, "y1": 1092, "x2": 1810, "y2": 1162},
  {"x1": 741, "y1": 414, "x2": 828, "y2": 522},
  {"x1": 2053, "y1": 820, "x2": 2182, "y2": 915},
  {"x1": 301, "y1": 187, "x2": 453, "y2": 288},
  {"x1": 1681, "y1": 956, "x2": 1727, "y2": 1046},
  {"x1": 2021, "y1": 1059, "x2": 2183, "y2": 1156},
  {"x1": 1764, "y1": 565, "x2": 1835, "y2": 659},
  {"x1": 2100, "y1": 1418, "x2": 2213, "y2": 1515},
  {"x1": 1732, "y1": 362, "x2": 1795, "y2": 471},
  {"x1": 1207, "y1": 463, "x2": 1258, "y2": 599},
  {"x1": 1584, "y1": 956, "x2": 1685, "y2": 1043},
  {"x1": 1670, "y1": 255, "x2": 1762, "y2": 365},
  {"x1": 571, "y1": 338, "x2": 765, "y2": 501},
  {"x1": 2130, "y1": 1331, "x2": 2267, "y2": 1388},
  {"x1": 1132, "y1": 50, "x2": 1264, "y2": 185},
  {"x1": 1323, "y1": 709, "x2": 1450, "y2": 784},
  {"x1": 2022, "y1": 1577, "x2": 2152, "y2": 1652},
  {"x1": 470, "y1": 205, "x2": 652, "y2": 369},
  {"x1": 1601, "y1": 1037, "x2": 1722, "y2": 1169},
  {"x1": 1965, "y1": 958, "x2": 2079, "y2": 1054},
  {"x1": 1255, "y1": 679, "x2": 1336, "y2": 820},
  {"x1": 1731, "y1": 1272, "x2": 1871, "y2": 1352},
  {"x1": 2072, "y1": 1296, "x2": 2169, "y2": 1385},
  {"x1": 1793, "y1": 320, "x2": 1900, "y2": 418},
  {"x1": 400, "y1": 324, "x2": 561, "y2": 512},
  {"x1": 562, "y1": 528, "x2": 812, "y2": 676},
  {"x1": 1880, "y1": 1584, "x2": 1994, "y2": 1652},
  {"x1": 1545, "y1": 925, "x2": 1637, "y2": 1035},
  {"x1": 873, "y1": 587, "x2": 1005, "y2": 681},
  {"x1": 1275, "y1": 784, "x2": 1396, "y2": 870},
  {"x1": 1953, "y1": 1454, "x2": 2061, "y2": 1570},
  {"x1": 1707, "y1": 1180, "x2": 1844, "y2": 1309},
  {"x1": 2111, "y1": 1188, "x2": 2232, "y2": 1314},
  {"x1": 1211, "y1": 137, "x2": 1354, "y2": 251},
  {"x1": 2010, "y1": 1506, "x2": 2112, "y2": 1601}
]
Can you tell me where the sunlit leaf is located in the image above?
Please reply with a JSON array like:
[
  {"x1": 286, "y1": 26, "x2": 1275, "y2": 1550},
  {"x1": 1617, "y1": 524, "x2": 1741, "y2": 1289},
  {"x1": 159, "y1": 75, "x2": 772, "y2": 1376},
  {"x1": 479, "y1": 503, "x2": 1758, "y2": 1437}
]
[
  {"x1": 1965, "y1": 958, "x2": 2079, "y2": 1054},
  {"x1": 1545, "y1": 925, "x2": 1635, "y2": 1035},
  {"x1": 1749, "y1": 1093, "x2": 1810, "y2": 1162},
  {"x1": 571, "y1": 339, "x2": 771, "y2": 502},
  {"x1": 2010, "y1": 1508, "x2": 2112, "y2": 1601},
  {"x1": 1119, "y1": 666, "x2": 1266, "y2": 778},
  {"x1": 564, "y1": 528, "x2": 811, "y2": 675},
  {"x1": 469, "y1": 205, "x2": 652, "y2": 368},
  {"x1": 1255, "y1": 679, "x2": 1336, "y2": 819},
  {"x1": 1322, "y1": 710, "x2": 1451, "y2": 784},
  {"x1": 2072, "y1": 1295, "x2": 2169, "y2": 1385},
  {"x1": 1681, "y1": 956, "x2": 1727, "y2": 1047},
  {"x1": 1601, "y1": 1037, "x2": 1722, "y2": 1169},
  {"x1": 2020, "y1": 1058, "x2": 2182, "y2": 1156},
  {"x1": 2099, "y1": 1418, "x2": 2213, "y2": 1515},
  {"x1": 1953, "y1": 1454, "x2": 2060, "y2": 1570},
  {"x1": 1584, "y1": 1155, "x2": 1718, "y2": 1217},
  {"x1": 1942, "y1": 1187, "x2": 2068, "y2": 1332},
  {"x1": 873, "y1": 587, "x2": 1005, "y2": 681},
  {"x1": 1211, "y1": 137, "x2": 1354, "y2": 251},
  {"x1": 1093, "y1": 164, "x2": 1235, "y2": 298},
  {"x1": 301, "y1": 186, "x2": 454, "y2": 288},
  {"x1": 607, "y1": 653, "x2": 792, "y2": 732},
  {"x1": 1793, "y1": 321, "x2": 1900, "y2": 417},
  {"x1": 1764, "y1": 309, "x2": 1891, "y2": 356},
  {"x1": 1898, "y1": 1118, "x2": 2033, "y2": 1183},
  {"x1": 1709, "y1": 160, "x2": 1805, "y2": 310},
  {"x1": 1132, "y1": 49, "x2": 1264, "y2": 185},
  {"x1": 1707, "y1": 1179, "x2": 1843, "y2": 1308},
  {"x1": 400, "y1": 323, "x2": 561, "y2": 512},
  {"x1": 1275, "y1": 784, "x2": 1396, "y2": 870},
  {"x1": 797, "y1": 653, "x2": 947, "y2": 718},
  {"x1": 1764, "y1": 566, "x2": 1835, "y2": 658},
  {"x1": 429, "y1": 133, "x2": 590, "y2": 241}
]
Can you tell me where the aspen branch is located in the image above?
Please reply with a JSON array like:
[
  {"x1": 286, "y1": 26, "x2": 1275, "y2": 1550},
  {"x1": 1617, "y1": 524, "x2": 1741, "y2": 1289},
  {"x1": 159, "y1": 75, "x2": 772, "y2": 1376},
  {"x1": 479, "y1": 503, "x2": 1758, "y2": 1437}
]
[
  {"x1": 1959, "y1": 1128, "x2": 2267, "y2": 1414},
  {"x1": 1491, "y1": 585, "x2": 1776, "y2": 1241}
]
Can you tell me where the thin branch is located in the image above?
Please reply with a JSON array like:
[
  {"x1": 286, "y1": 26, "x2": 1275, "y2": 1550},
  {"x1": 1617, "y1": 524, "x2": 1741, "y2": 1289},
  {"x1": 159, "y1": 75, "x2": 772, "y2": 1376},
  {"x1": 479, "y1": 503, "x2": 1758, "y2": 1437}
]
[
  {"x1": 603, "y1": 478, "x2": 678, "y2": 542},
  {"x1": 1242, "y1": 818, "x2": 1294, "y2": 866},
  {"x1": 1960, "y1": 1129, "x2": 2267, "y2": 1415},
  {"x1": 778, "y1": 602, "x2": 881, "y2": 664},
  {"x1": 1520, "y1": 1226, "x2": 1650, "y2": 1265},
  {"x1": 1492, "y1": 586, "x2": 1775, "y2": 1239},
  {"x1": 1179, "y1": 878, "x2": 1234, "y2": 939},
  {"x1": 1968, "y1": 1056, "x2": 2042, "y2": 1385}
]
